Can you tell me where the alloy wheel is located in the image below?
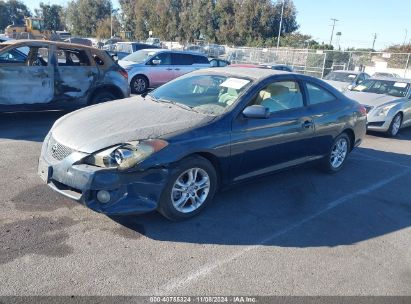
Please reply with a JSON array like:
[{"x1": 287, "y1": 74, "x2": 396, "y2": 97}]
[
  {"x1": 330, "y1": 137, "x2": 348, "y2": 169},
  {"x1": 391, "y1": 114, "x2": 402, "y2": 136},
  {"x1": 171, "y1": 168, "x2": 210, "y2": 213}
]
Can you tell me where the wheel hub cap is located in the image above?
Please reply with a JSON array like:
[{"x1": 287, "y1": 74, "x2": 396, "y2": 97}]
[
  {"x1": 171, "y1": 168, "x2": 210, "y2": 213},
  {"x1": 330, "y1": 138, "x2": 348, "y2": 169}
]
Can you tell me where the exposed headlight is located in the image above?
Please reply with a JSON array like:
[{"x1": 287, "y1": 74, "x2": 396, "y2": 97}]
[
  {"x1": 374, "y1": 104, "x2": 397, "y2": 117},
  {"x1": 84, "y1": 139, "x2": 168, "y2": 170}
]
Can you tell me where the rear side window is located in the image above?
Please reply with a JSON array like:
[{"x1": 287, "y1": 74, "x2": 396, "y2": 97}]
[
  {"x1": 306, "y1": 82, "x2": 336, "y2": 105},
  {"x1": 193, "y1": 55, "x2": 209, "y2": 64},
  {"x1": 172, "y1": 53, "x2": 193, "y2": 65},
  {"x1": 56, "y1": 48, "x2": 90, "y2": 66}
]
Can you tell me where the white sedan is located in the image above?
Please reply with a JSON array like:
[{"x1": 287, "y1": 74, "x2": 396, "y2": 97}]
[{"x1": 345, "y1": 77, "x2": 411, "y2": 137}]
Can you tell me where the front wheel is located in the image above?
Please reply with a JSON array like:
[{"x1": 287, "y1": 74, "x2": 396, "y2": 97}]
[
  {"x1": 158, "y1": 156, "x2": 217, "y2": 221},
  {"x1": 321, "y1": 133, "x2": 351, "y2": 173},
  {"x1": 387, "y1": 113, "x2": 402, "y2": 137}
]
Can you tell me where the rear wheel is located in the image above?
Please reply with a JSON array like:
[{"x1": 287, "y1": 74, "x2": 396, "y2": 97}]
[
  {"x1": 131, "y1": 75, "x2": 148, "y2": 94},
  {"x1": 387, "y1": 113, "x2": 402, "y2": 137},
  {"x1": 158, "y1": 156, "x2": 217, "y2": 221},
  {"x1": 321, "y1": 133, "x2": 351, "y2": 173},
  {"x1": 90, "y1": 91, "x2": 116, "y2": 104}
]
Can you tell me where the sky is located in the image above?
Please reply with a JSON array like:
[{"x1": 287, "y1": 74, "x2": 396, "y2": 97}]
[{"x1": 24, "y1": 0, "x2": 411, "y2": 50}]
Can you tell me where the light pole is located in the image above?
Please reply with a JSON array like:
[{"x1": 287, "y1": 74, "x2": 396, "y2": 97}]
[
  {"x1": 111, "y1": 8, "x2": 119, "y2": 38},
  {"x1": 276, "y1": 0, "x2": 285, "y2": 49},
  {"x1": 329, "y1": 18, "x2": 338, "y2": 46},
  {"x1": 403, "y1": 29, "x2": 408, "y2": 46}
]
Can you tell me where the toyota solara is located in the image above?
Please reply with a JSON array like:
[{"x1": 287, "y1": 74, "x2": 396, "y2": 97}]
[{"x1": 38, "y1": 68, "x2": 366, "y2": 220}]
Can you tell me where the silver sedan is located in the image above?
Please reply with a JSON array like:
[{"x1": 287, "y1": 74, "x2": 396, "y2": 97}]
[{"x1": 345, "y1": 77, "x2": 411, "y2": 137}]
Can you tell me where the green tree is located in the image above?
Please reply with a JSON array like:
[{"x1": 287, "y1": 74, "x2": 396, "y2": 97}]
[
  {"x1": 35, "y1": 3, "x2": 64, "y2": 31},
  {"x1": 66, "y1": 0, "x2": 111, "y2": 36},
  {"x1": 0, "y1": 0, "x2": 31, "y2": 31}
]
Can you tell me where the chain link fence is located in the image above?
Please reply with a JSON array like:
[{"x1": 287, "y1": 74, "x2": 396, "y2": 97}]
[{"x1": 217, "y1": 47, "x2": 411, "y2": 79}]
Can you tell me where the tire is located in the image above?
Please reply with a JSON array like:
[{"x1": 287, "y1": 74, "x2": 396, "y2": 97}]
[
  {"x1": 158, "y1": 156, "x2": 218, "y2": 221},
  {"x1": 131, "y1": 75, "x2": 149, "y2": 94},
  {"x1": 386, "y1": 113, "x2": 402, "y2": 137},
  {"x1": 320, "y1": 133, "x2": 351, "y2": 173},
  {"x1": 90, "y1": 91, "x2": 116, "y2": 105}
]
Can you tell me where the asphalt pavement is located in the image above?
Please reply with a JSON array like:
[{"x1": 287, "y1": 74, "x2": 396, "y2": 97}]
[{"x1": 1, "y1": 110, "x2": 410, "y2": 296}]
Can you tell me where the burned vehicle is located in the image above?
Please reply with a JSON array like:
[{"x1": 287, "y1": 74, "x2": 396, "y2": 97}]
[
  {"x1": 0, "y1": 40, "x2": 130, "y2": 112},
  {"x1": 38, "y1": 68, "x2": 366, "y2": 221}
]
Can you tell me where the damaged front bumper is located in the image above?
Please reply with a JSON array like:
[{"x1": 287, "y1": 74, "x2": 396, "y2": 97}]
[{"x1": 37, "y1": 136, "x2": 170, "y2": 215}]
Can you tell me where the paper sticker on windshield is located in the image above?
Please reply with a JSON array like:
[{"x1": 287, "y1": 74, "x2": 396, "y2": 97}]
[
  {"x1": 394, "y1": 82, "x2": 407, "y2": 88},
  {"x1": 355, "y1": 85, "x2": 366, "y2": 91},
  {"x1": 220, "y1": 78, "x2": 250, "y2": 90},
  {"x1": 348, "y1": 75, "x2": 356, "y2": 79}
]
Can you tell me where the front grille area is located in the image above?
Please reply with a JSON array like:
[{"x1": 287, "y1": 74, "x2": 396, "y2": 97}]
[
  {"x1": 47, "y1": 136, "x2": 74, "y2": 161},
  {"x1": 368, "y1": 121, "x2": 385, "y2": 127}
]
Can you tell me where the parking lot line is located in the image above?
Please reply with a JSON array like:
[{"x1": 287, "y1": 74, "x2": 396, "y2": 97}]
[
  {"x1": 352, "y1": 151, "x2": 411, "y2": 169},
  {"x1": 156, "y1": 166, "x2": 411, "y2": 294}
]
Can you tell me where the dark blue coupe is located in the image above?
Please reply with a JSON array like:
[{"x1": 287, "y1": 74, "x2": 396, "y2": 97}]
[{"x1": 38, "y1": 68, "x2": 367, "y2": 220}]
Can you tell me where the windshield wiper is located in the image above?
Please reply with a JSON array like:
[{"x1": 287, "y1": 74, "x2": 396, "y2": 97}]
[{"x1": 148, "y1": 95, "x2": 199, "y2": 113}]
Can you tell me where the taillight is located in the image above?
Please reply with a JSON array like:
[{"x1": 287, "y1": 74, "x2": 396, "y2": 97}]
[
  {"x1": 359, "y1": 105, "x2": 367, "y2": 115},
  {"x1": 118, "y1": 69, "x2": 128, "y2": 79}
]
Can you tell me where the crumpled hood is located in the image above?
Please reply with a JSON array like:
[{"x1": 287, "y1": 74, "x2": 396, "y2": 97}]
[
  {"x1": 323, "y1": 80, "x2": 350, "y2": 91},
  {"x1": 344, "y1": 91, "x2": 400, "y2": 107},
  {"x1": 51, "y1": 96, "x2": 213, "y2": 153}
]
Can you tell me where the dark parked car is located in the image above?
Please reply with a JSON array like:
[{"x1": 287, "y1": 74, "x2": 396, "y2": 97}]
[
  {"x1": 38, "y1": 68, "x2": 367, "y2": 220},
  {"x1": 270, "y1": 64, "x2": 293, "y2": 72},
  {"x1": 209, "y1": 58, "x2": 230, "y2": 67},
  {"x1": 0, "y1": 40, "x2": 130, "y2": 112}
]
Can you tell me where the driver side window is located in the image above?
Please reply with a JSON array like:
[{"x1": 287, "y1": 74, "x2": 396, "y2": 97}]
[
  {"x1": 252, "y1": 80, "x2": 304, "y2": 114},
  {"x1": 150, "y1": 52, "x2": 171, "y2": 65}
]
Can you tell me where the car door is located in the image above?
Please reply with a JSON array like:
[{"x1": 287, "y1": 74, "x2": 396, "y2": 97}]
[
  {"x1": 53, "y1": 46, "x2": 98, "y2": 104},
  {"x1": 146, "y1": 52, "x2": 175, "y2": 86},
  {"x1": 303, "y1": 80, "x2": 347, "y2": 155},
  {"x1": 230, "y1": 77, "x2": 317, "y2": 182},
  {"x1": 171, "y1": 53, "x2": 194, "y2": 77},
  {"x1": 0, "y1": 43, "x2": 54, "y2": 105}
]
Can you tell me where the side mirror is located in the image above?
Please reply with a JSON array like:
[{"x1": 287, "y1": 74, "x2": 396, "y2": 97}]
[
  {"x1": 242, "y1": 105, "x2": 269, "y2": 119},
  {"x1": 110, "y1": 53, "x2": 118, "y2": 63},
  {"x1": 151, "y1": 59, "x2": 161, "y2": 65},
  {"x1": 347, "y1": 84, "x2": 354, "y2": 90}
]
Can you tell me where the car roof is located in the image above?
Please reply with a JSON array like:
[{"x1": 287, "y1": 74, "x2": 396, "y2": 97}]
[
  {"x1": 331, "y1": 70, "x2": 361, "y2": 75},
  {"x1": 143, "y1": 48, "x2": 208, "y2": 57},
  {"x1": 2, "y1": 39, "x2": 99, "y2": 51},
  {"x1": 370, "y1": 76, "x2": 411, "y2": 83},
  {"x1": 191, "y1": 67, "x2": 289, "y2": 80}
]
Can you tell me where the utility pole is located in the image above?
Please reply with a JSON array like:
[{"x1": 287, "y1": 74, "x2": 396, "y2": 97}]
[
  {"x1": 403, "y1": 29, "x2": 408, "y2": 46},
  {"x1": 329, "y1": 18, "x2": 338, "y2": 46},
  {"x1": 276, "y1": 0, "x2": 285, "y2": 49},
  {"x1": 372, "y1": 33, "x2": 377, "y2": 50}
]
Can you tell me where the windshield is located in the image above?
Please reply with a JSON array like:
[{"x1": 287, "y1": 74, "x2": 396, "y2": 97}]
[
  {"x1": 149, "y1": 74, "x2": 252, "y2": 115},
  {"x1": 324, "y1": 71, "x2": 358, "y2": 83},
  {"x1": 352, "y1": 79, "x2": 410, "y2": 97},
  {"x1": 122, "y1": 50, "x2": 156, "y2": 63}
]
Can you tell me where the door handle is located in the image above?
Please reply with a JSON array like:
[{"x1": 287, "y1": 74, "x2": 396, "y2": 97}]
[
  {"x1": 166, "y1": 68, "x2": 173, "y2": 71},
  {"x1": 174, "y1": 68, "x2": 180, "y2": 71},
  {"x1": 302, "y1": 120, "x2": 314, "y2": 129}
]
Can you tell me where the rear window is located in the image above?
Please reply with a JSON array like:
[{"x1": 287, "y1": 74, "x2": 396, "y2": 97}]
[
  {"x1": 193, "y1": 55, "x2": 209, "y2": 64},
  {"x1": 56, "y1": 48, "x2": 90, "y2": 66},
  {"x1": 172, "y1": 53, "x2": 193, "y2": 65}
]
